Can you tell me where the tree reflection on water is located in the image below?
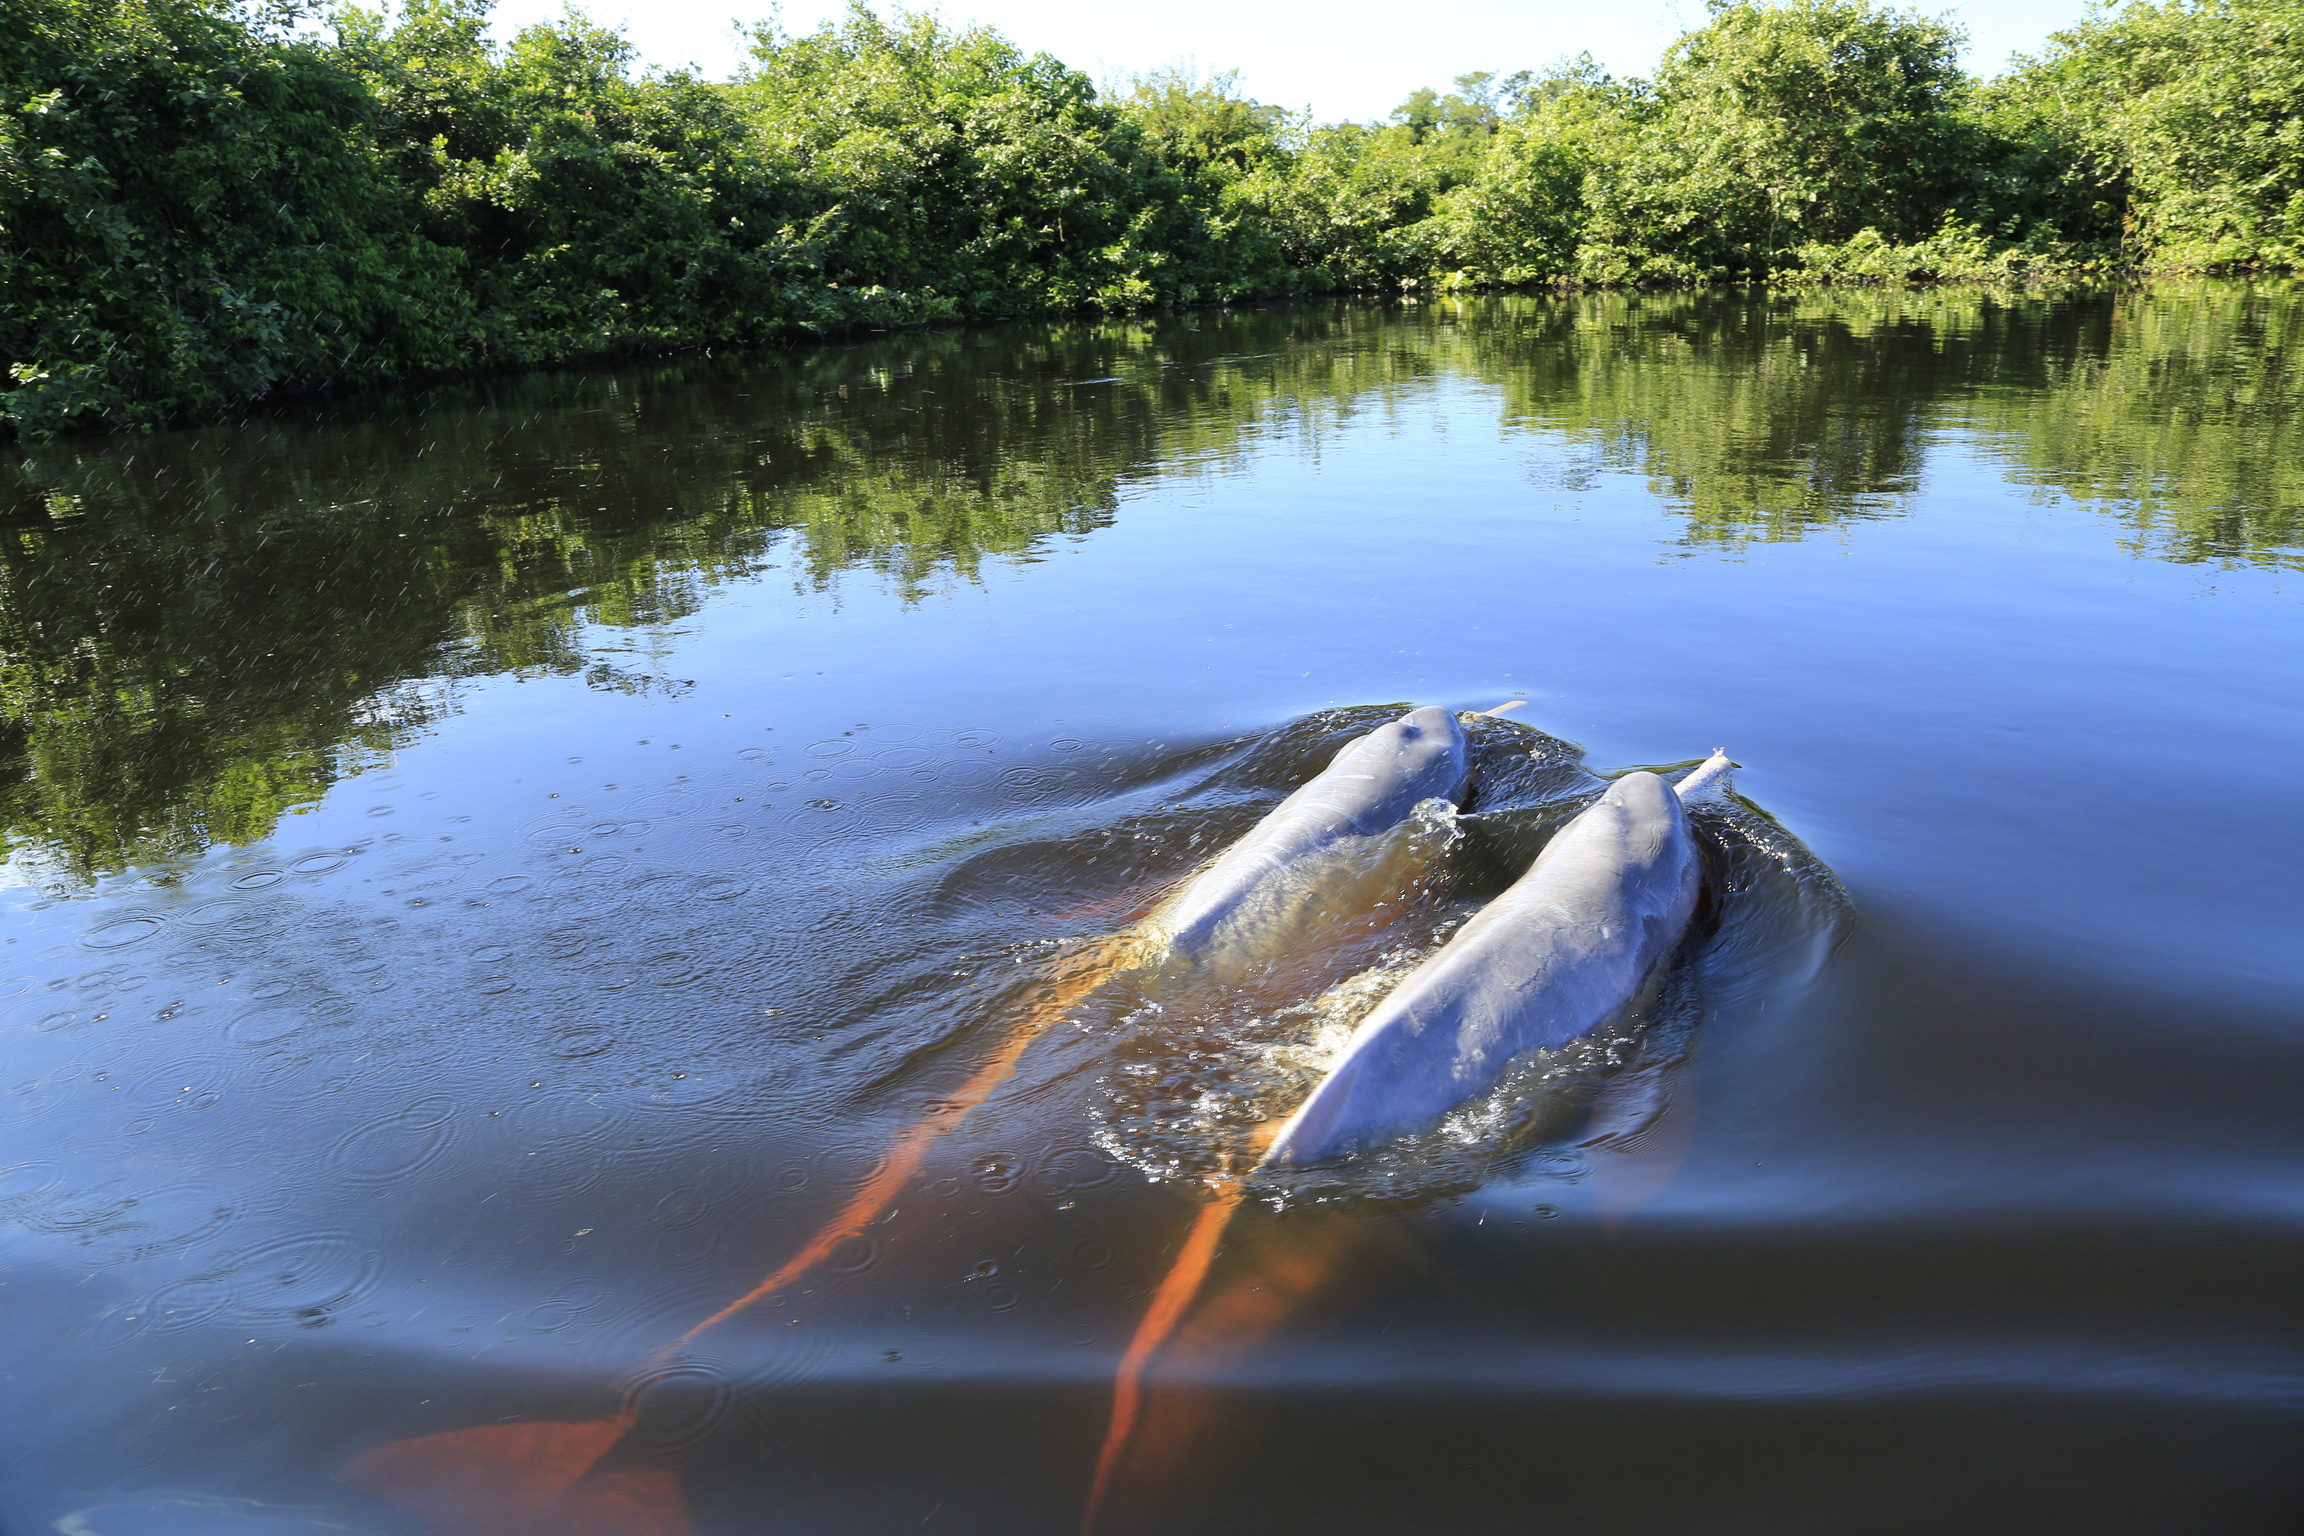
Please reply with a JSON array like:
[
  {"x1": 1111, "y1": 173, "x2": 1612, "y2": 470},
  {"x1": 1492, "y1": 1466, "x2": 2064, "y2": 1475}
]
[{"x1": 0, "y1": 284, "x2": 2296, "y2": 881}]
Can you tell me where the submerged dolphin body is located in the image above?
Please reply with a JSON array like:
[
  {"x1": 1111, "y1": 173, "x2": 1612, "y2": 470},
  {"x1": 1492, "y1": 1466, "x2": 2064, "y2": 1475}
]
[
  {"x1": 1261, "y1": 754, "x2": 1729, "y2": 1167},
  {"x1": 1147, "y1": 705, "x2": 1471, "y2": 966}
]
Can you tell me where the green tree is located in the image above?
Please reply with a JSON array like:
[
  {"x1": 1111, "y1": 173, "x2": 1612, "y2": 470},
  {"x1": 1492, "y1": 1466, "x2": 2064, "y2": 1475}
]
[
  {"x1": 1119, "y1": 66, "x2": 1284, "y2": 179},
  {"x1": 736, "y1": 6, "x2": 1257, "y2": 313},
  {"x1": 1391, "y1": 70, "x2": 1512, "y2": 172},
  {"x1": 1991, "y1": 0, "x2": 2304, "y2": 270},
  {"x1": 1578, "y1": 0, "x2": 1987, "y2": 280},
  {"x1": 7, "y1": 0, "x2": 2304, "y2": 439},
  {"x1": 0, "y1": 0, "x2": 465, "y2": 434},
  {"x1": 1433, "y1": 57, "x2": 1626, "y2": 283},
  {"x1": 335, "y1": 0, "x2": 828, "y2": 356}
]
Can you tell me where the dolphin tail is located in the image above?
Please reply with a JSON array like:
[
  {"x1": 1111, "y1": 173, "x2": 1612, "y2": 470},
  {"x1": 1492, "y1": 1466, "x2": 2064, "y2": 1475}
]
[{"x1": 341, "y1": 929, "x2": 1157, "y2": 1536}]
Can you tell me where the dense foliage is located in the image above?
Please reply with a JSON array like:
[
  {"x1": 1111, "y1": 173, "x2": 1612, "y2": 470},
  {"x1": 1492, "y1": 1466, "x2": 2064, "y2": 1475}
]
[
  {"x1": 2, "y1": 0, "x2": 2299, "y2": 432},
  {"x1": 1984, "y1": 0, "x2": 2304, "y2": 271}
]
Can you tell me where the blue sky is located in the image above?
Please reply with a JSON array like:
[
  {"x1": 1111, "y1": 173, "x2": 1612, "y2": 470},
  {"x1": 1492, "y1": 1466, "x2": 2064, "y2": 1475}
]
[{"x1": 478, "y1": 0, "x2": 2103, "y2": 120}]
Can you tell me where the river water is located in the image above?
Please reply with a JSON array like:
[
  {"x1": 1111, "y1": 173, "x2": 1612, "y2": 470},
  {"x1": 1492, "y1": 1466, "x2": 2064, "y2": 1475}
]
[{"x1": 0, "y1": 287, "x2": 2298, "y2": 1536}]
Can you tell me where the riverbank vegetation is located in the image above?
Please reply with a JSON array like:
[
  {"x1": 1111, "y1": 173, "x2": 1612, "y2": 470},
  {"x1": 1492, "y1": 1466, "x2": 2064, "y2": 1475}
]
[{"x1": 2, "y1": 0, "x2": 2300, "y2": 432}]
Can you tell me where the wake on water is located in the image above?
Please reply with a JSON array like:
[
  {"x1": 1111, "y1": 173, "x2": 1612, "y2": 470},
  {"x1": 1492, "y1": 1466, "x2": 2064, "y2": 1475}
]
[{"x1": 1081, "y1": 708, "x2": 1852, "y2": 1210}]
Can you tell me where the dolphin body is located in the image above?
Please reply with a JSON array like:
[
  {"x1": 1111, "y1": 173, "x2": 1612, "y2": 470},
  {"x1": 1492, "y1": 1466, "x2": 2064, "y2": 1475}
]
[
  {"x1": 1146, "y1": 705, "x2": 1471, "y2": 966},
  {"x1": 1261, "y1": 756, "x2": 1729, "y2": 1167}
]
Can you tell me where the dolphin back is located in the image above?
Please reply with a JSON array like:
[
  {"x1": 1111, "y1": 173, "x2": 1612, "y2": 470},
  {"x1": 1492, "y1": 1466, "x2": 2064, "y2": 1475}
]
[
  {"x1": 1156, "y1": 706, "x2": 1471, "y2": 959},
  {"x1": 1262, "y1": 771, "x2": 1701, "y2": 1166}
]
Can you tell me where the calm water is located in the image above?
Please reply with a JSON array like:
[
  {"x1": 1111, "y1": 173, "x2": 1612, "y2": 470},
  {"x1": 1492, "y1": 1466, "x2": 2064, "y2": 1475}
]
[{"x1": 1, "y1": 287, "x2": 2300, "y2": 1536}]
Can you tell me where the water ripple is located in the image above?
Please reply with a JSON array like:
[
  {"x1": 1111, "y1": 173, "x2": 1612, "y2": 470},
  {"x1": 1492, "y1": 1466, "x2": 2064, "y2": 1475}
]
[
  {"x1": 79, "y1": 916, "x2": 165, "y2": 951},
  {"x1": 328, "y1": 1096, "x2": 457, "y2": 1186},
  {"x1": 220, "y1": 1231, "x2": 382, "y2": 1326},
  {"x1": 620, "y1": 1358, "x2": 738, "y2": 1456}
]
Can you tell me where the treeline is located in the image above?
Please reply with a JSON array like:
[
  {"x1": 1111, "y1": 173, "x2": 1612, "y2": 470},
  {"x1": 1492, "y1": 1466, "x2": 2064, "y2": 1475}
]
[{"x1": 2, "y1": 0, "x2": 2300, "y2": 434}]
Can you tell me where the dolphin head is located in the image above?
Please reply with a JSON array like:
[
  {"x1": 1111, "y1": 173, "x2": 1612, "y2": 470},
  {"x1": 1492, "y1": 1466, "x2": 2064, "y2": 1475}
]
[
  {"x1": 1341, "y1": 705, "x2": 1471, "y2": 824},
  {"x1": 1399, "y1": 704, "x2": 1465, "y2": 743}
]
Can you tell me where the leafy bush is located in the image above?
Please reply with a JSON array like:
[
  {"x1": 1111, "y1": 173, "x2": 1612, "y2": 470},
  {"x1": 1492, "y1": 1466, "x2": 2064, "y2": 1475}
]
[
  {"x1": 1431, "y1": 57, "x2": 1624, "y2": 284},
  {"x1": 340, "y1": 0, "x2": 822, "y2": 356},
  {"x1": 1989, "y1": 0, "x2": 2304, "y2": 271},
  {"x1": 2, "y1": 0, "x2": 2299, "y2": 435},
  {"x1": 739, "y1": 9, "x2": 1279, "y2": 312},
  {"x1": 1539, "y1": 0, "x2": 1995, "y2": 282},
  {"x1": 0, "y1": 0, "x2": 465, "y2": 433}
]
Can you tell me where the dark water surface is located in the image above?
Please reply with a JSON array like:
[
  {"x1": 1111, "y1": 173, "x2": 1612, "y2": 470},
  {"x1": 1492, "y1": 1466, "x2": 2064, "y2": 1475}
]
[{"x1": 1, "y1": 287, "x2": 2300, "y2": 1535}]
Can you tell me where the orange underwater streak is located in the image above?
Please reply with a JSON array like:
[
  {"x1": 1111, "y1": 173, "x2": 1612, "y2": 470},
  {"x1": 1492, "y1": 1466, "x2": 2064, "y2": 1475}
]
[
  {"x1": 1080, "y1": 1111, "x2": 1284, "y2": 1536},
  {"x1": 672, "y1": 935, "x2": 1143, "y2": 1346},
  {"x1": 1113, "y1": 1206, "x2": 1363, "y2": 1500},
  {"x1": 343, "y1": 930, "x2": 1150, "y2": 1536},
  {"x1": 1080, "y1": 1187, "x2": 1249, "y2": 1535},
  {"x1": 337, "y1": 1415, "x2": 691, "y2": 1536}
]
